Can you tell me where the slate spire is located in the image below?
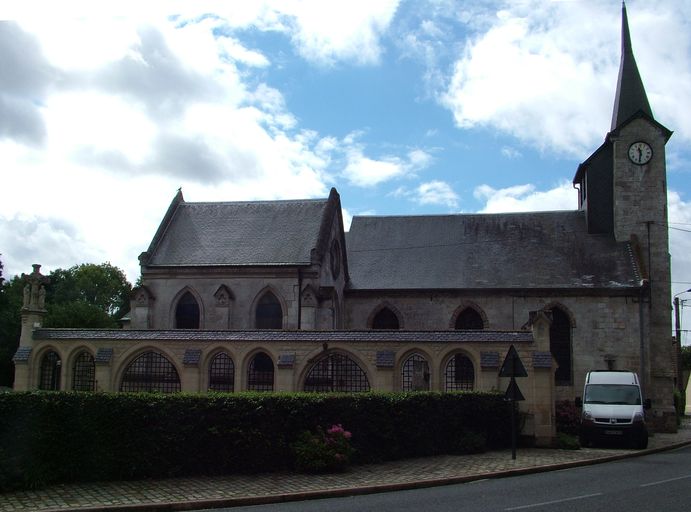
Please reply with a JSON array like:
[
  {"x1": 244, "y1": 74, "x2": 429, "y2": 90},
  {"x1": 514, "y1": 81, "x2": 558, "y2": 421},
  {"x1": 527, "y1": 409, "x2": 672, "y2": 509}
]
[{"x1": 611, "y1": 2, "x2": 653, "y2": 130}]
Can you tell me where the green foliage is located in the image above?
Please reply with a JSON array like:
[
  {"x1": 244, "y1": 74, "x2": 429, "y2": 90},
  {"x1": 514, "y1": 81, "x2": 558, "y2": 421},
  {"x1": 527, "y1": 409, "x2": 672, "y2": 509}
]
[
  {"x1": 292, "y1": 424, "x2": 354, "y2": 473},
  {"x1": 556, "y1": 433, "x2": 580, "y2": 450},
  {"x1": 44, "y1": 263, "x2": 132, "y2": 326},
  {"x1": 0, "y1": 391, "x2": 512, "y2": 490},
  {"x1": 674, "y1": 389, "x2": 686, "y2": 425},
  {"x1": 555, "y1": 400, "x2": 581, "y2": 436},
  {"x1": 0, "y1": 263, "x2": 23, "y2": 387},
  {"x1": 681, "y1": 345, "x2": 691, "y2": 372}
]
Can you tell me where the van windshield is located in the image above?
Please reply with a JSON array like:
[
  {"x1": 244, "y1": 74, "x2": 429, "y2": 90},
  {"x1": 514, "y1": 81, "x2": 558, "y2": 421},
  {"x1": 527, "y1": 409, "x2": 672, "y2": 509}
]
[{"x1": 584, "y1": 384, "x2": 641, "y2": 405}]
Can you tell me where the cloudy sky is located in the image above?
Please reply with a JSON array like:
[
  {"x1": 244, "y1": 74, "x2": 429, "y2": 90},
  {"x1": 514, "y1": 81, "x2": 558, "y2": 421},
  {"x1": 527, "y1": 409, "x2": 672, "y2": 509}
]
[{"x1": 1, "y1": 0, "x2": 691, "y2": 338}]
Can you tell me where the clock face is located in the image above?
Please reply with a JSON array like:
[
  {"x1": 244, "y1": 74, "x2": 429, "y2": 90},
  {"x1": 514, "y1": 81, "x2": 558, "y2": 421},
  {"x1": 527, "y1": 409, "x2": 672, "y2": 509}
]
[{"x1": 628, "y1": 141, "x2": 652, "y2": 165}]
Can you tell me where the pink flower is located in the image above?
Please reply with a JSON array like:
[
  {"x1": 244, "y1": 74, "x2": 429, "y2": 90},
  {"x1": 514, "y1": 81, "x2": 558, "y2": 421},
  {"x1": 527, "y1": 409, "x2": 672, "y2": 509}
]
[{"x1": 343, "y1": 431, "x2": 352, "y2": 439}]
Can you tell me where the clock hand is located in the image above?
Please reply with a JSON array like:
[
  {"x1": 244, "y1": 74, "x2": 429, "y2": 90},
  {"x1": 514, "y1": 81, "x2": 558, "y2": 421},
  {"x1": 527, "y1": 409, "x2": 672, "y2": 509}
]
[{"x1": 637, "y1": 147, "x2": 642, "y2": 161}]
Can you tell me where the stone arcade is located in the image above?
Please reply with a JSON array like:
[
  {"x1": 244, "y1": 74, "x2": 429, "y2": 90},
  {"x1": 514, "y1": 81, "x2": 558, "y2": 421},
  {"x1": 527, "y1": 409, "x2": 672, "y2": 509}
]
[{"x1": 13, "y1": 5, "x2": 678, "y2": 442}]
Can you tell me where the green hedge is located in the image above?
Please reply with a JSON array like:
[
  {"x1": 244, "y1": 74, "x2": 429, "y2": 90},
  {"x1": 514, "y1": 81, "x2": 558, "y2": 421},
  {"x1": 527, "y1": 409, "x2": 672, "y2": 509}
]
[{"x1": 0, "y1": 391, "x2": 511, "y2": 490}]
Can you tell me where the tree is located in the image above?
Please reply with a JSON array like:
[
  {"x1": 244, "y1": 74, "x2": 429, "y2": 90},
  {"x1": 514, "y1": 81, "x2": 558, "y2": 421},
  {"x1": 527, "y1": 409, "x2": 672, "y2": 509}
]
[
  {"x1": 44, "y1": 263, "x2": 132, "y2": 328},
  {"x1": 0, "y1": 257, "x2": 23, "y2": 387}
]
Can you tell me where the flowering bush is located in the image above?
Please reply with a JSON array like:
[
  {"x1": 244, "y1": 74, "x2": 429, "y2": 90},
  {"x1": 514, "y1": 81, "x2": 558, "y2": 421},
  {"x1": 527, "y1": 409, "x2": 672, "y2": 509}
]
[{"x1": 292, "y1": 424, "x2": 354, "y2": 473}]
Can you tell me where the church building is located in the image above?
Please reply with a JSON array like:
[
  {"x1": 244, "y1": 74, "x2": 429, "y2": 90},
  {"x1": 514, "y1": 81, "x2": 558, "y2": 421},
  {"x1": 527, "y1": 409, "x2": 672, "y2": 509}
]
[{"x1": 13, "y1": 5, "x2": 677, "y2": 441}]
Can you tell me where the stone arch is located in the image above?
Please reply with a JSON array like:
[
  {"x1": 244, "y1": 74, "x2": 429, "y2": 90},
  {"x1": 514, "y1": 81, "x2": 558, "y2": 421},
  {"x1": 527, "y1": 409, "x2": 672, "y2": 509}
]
[
  {"x1": 244, "y1": 349, "x2": 275, "y2": 391},
  {"x1": 170, "y1": 286, "x2": 204, "y2": 329},
  {"x1": 116, "y1": 347, "x2": 182, "y2": 393},
  {"x1": 68, "y1": 346, "x2": 96, "y2": 392},
  {"x1": 301, "y1": 349, "x2": 370, "y2": 392},
  {"x1": 544, "y1": 302, "x2": 575, "y2": 385},
  {"x1": 251, "y1": 286, "x2": 286, "y2": 329},
  {"x1": 206, "y1": 349, "x2": 236, "y2": 392},
  {"x1": 367, "y1": 302, "x2": 404, "y2": 329},
  {"x1": 450, "y1": 302, "x2": 488, "y2": 329},
  {"x1": 398, "y1": 348, "x2": 433, "y2": 391},
  {"x1": 35, "y1": 345, "x2": 63, "y2": 391},
  {"x1": 441, "y1": 350, "x2": 476, "y2": 391}
]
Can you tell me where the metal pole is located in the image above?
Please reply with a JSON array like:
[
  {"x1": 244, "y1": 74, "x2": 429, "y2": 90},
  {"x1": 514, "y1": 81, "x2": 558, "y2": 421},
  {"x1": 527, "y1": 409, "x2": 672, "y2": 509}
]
[
  {"x1": 510, "y1": 390, "x2": 516, "y2": 460},
  {"x1": 675, "y1": 296, "x2": 683, "y2": 392}
]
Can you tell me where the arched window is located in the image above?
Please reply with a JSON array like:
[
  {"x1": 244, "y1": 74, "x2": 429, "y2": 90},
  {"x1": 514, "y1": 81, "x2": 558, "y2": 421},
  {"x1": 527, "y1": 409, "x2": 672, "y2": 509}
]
[
  {"x1": 401, "y1": 353, "x2": 430, "y2": 391},
  {"x1": 39, "y1": 350, "x2": 61, "y2": 390},
  {"x1": 209, "y1": 352, "x2": 235, "y2": 392},
  {"x1": 304, "y1": 353, "x2": 370, "y2": 392},
  {"x1": 550, "y1": 307, "x2": 572, "y2": 385},
  {"x1": 372, "y1": 307, "x2": 400, "y2": 329},
  {"x1": 454, "y1": 307, "x2": 484, "y2": 330},
  {"x1": 175, "y1": 291, "x2": 200, "y2": 329},
  {"x1": 120, "y1": 351, "x2": 181, "y2": 393},
  {"x1": 247, "y1": 352, "x2": 274, "y2": 391},
  {"x1": 72, "y1": 351, "x2": 95, "y2": 391},
  {"x1": 255, "y1": 292, "x2": 282, "y2": 329},
  {"x1": 444, "y1": 353, "x2": 474, "y2": 391}
]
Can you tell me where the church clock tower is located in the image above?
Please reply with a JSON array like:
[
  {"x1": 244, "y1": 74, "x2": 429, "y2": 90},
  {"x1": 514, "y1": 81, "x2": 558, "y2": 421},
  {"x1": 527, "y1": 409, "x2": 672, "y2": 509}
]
[{"x1": 574, "y1": 3, "x2": 675, "y2": 431}]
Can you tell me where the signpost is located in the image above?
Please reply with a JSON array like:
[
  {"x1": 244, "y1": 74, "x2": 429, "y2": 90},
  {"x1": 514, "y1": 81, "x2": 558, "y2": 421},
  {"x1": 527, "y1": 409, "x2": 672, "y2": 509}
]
[{"x1": 499, "y1": 345, "x2": 527, "y2": 460}]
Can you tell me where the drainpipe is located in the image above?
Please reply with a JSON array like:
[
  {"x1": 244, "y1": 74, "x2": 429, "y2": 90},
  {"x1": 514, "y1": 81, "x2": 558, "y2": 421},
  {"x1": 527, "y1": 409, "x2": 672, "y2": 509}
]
[{"x1": 297, "y1": 269, "x2": 302, "y2": 330}]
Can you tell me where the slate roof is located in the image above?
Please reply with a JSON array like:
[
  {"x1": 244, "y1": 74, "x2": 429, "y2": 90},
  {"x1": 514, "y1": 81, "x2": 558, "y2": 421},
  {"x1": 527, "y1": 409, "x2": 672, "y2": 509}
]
[
  {"x1": 33, "y1": 329, "x2": 533, "y2": 344},
  {"x1": 345, "y1": 210, "x2": 639, "y2": 291},
  {"x1": 145, "y1": 195, "x2": 330, "y2": 267}
]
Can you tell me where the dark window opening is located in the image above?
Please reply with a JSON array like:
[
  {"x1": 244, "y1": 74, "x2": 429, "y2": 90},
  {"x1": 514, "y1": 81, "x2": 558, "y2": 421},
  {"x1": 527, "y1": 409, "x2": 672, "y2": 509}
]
[
  {"x1": 455, "y1": 307, "x2": 484, "y2": 329},
  {"x1": 444, "y1": 353, "x2": 474, "y2": 391},
  {"x1": 175, "y1": 291, "x2": 200, "y2": 329},
  {"x1": 401, "y1": 353, "x2": 430, "y2": 391},
  {"x1": 372, "y1": 307, "x2": 399, "y2": 329},
  {"x1": 304, "y1": 353, "x2": 370, "y2": 392},
  {"x1": 256, "y1": 292, "x2": 282, "y2": 329},
  {"x1": 248, "y1": 352, "x2": 274, "y2": 391},
  {"x1": 550, "y1": 308, "x2": 572, "y2": 385},
  {"x1": 209, "y1": 352, "x2": 235, "y2": 392},
  {"x1": 72, "y1": 351, "x2": 95, "y2": 391},
  {"x1": 39, "y1": 350, "x2": 61, "y2": 390},
  {"x1": 120, "y1": 351, "x2": 181, "y2": 393}
]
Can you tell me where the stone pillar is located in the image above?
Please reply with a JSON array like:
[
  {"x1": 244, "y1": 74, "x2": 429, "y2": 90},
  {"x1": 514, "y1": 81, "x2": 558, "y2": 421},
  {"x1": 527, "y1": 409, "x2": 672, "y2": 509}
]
[
  {"x1": 13, "y1": 264, "x2": 50, "y2": 390},
  {"x1": 529, "y1": 310, "x2": 557, "y2": 446}
]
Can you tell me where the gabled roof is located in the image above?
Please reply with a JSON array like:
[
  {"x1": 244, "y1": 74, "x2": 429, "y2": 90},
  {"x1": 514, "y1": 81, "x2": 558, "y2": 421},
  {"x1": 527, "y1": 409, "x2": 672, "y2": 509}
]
[
  {"x1": 142, "y1": 189, "x2": 341, "y2": 267},
  {"x1": 610, "y1": 3, "x2": 653, "y2": 131},
  {"x1": 345, "y1": 211, "x2": 640, "y2": 291}
]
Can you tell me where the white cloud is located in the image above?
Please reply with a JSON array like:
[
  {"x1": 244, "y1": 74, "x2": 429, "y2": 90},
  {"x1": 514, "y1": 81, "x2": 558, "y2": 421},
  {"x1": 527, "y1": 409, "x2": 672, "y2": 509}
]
[
  {"x1": 474, "y1": 181, "x2": 577, "y2": 213},
  {"x1": 501, "y1": 146, "x2": 522, "y2": 159},
  {"x1": 281, "y1": 0, "x2": 400, "y2": 66},
  {"x1": 441, "y1": 1, "x2": 691, "y2": 157},
  {"x1": 415, "y1": 181, "x2": 459, "y2": 208},
  {"x1": 342, "y1": 142, "x2": 433, "y2": 188}
]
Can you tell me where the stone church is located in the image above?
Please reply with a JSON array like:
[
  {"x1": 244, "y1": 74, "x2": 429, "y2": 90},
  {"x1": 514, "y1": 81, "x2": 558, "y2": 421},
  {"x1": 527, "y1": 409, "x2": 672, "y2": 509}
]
[{"x1": 13, "y1": 5, "x2": 677, "y2": 441}]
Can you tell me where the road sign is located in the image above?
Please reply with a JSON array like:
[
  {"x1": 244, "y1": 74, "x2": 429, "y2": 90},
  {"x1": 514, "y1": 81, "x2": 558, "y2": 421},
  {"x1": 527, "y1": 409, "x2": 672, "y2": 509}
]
[
  {"x1": 499, "y1": 345, "x2": 528, "y2": 378},
  {"x1": 504, "y1": 378, "x2": 525, "y2": 401}
]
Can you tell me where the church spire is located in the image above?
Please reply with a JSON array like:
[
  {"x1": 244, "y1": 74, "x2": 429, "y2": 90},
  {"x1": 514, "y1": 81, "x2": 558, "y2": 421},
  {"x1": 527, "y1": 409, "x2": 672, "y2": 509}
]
[{"x1": 610, "y1": 2, "x2": 653, "y2": 131}]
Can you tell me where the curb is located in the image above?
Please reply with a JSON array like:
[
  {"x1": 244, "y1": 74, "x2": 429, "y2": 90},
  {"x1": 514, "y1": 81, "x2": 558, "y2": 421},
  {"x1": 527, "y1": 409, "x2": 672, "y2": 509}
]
[{"x1": 41, "y1": 439, "x2": 691, "y2": 512}]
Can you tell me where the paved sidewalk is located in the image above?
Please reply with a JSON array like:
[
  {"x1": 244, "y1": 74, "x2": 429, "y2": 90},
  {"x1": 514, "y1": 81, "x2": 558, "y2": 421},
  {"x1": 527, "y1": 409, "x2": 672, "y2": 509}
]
[{"x1": 2, "y1": 419, "x2": 690, "y2": 512}]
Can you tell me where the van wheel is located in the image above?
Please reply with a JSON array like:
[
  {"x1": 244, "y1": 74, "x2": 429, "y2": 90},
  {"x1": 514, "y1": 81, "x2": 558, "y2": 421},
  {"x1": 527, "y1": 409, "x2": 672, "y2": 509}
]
[
  {"x1": 635, "y1": 435, "x2": 648, "y2": 449},
  {"x1": 579, "y1": 434, "x2": 590, "y2": 448}
]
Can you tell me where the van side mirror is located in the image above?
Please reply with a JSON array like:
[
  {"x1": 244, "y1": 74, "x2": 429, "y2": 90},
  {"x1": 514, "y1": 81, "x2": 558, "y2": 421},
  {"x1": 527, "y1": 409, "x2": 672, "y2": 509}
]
[
  {"x1": 575, "y1": 397, "x2": 582, "y2": 408},
  {"x1": 644, "y1": 398, "x2": 651, "y2": 410}
]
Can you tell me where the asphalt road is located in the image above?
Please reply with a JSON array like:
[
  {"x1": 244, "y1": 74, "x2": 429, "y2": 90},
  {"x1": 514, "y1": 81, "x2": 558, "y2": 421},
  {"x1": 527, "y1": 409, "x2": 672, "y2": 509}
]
[{"x1": 196, "y1": 445, "x2": 691, "y2": 512}]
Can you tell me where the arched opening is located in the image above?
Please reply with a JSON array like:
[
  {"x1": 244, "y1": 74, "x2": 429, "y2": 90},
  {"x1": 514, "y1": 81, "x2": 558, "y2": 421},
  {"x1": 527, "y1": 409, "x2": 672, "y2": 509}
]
[
  {"x1": 401, "y1": 353, "x2": 430, "y2": 391},
  {"x1": 208, "y1": 352, "x2": 235, "y2": 392},
  {"x1": 120, "y1": 351, "x2": 181, "y2": 393},
  {"x1": 247, "y1": 352, "x2": 274, "y2": 391},
  {"x1": 39, "y1": 350, "x2": 61, "y2": 390},
  {"x1": 454, "y1": 307, "x2": 484, "y2": 330},
  {"x1": 304, "y1": 352, "x2": 370, "y2": 392},
  {"x1": 550, "y1": 307, "x2": 572, "y2": 385},
  {"x1": 444, "y1": 353, "x2": 474, "y2": 391},
  {"x1": 72, "y1": 351, "x2": 95, "y2": 391},
  {"x1": 255, "y1": 292, "x2": 282, "y2": 329},
  {"x1": 372, "y1": 307, "x2": 400, "y2": 329},
  {"x1": 175, "y1": 291, "x2": 200, "y2": 329}
]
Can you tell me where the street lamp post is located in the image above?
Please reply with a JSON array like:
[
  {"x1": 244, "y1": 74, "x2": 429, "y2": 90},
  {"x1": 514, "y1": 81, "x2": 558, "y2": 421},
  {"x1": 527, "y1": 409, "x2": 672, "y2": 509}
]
[{"x1": 673, "y1": 288, "x2": 691, "y2": 393}]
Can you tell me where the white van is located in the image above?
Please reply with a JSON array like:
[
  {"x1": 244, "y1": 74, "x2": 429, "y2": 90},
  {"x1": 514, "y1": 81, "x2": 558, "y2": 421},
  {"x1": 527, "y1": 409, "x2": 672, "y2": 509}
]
[{"x1": 576, "y1": 371, "x2": 650, "y2": 449}]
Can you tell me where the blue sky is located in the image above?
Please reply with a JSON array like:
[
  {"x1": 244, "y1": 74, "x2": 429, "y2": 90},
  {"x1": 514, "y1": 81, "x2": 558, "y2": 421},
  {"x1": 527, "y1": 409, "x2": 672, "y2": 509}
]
[{"x1": 1, "y1": 0, "x2": 691, "y2": 337}]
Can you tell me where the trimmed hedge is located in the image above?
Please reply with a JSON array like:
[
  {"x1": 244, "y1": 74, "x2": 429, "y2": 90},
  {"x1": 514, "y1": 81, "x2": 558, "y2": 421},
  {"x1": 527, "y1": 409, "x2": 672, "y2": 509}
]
[{"x1": 0, "y1": 391, "x2": 511, "y2": 490}]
